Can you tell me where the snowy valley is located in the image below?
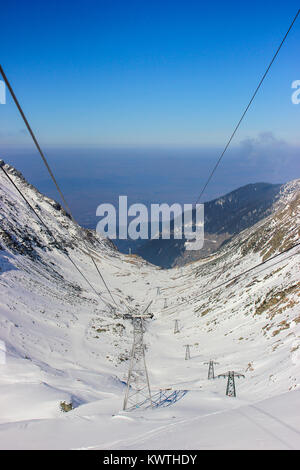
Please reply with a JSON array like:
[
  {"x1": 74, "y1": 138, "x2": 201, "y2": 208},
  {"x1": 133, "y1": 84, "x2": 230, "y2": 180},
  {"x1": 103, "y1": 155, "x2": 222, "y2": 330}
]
[{"x1": 0, "y1": 160, "x2": 300, "y2": 450}]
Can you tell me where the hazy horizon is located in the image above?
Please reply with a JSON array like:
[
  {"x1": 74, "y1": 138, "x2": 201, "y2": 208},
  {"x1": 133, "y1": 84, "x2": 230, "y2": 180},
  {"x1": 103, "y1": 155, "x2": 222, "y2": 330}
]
[{"x1": 1, "y1": 134, "x2": 299, "y2": 231}]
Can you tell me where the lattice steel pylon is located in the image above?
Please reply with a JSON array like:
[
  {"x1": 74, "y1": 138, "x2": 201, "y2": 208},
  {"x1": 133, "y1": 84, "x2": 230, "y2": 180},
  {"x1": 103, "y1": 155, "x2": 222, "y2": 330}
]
[
  {"x1": 218, "y1": 371, "x2": 245, "y2": 397},
  {"x1": 184, "y1": 344, "x2": 191, "y2": 360},
  {"x1": 174, "y1": 320, "x2": 179, "y2": 334},
  {"x1": 204, "y1": 360, "x2": 219, "y2": 379},
  {"x1": 123, "y1": 311, "x2": 153, "y2": 411}
]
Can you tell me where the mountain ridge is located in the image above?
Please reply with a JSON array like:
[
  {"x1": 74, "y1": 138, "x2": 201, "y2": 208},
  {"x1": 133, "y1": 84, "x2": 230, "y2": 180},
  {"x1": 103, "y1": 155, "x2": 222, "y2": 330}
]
[{"x1": 136, "y1": 181, "x2": 288, "y2": 268}]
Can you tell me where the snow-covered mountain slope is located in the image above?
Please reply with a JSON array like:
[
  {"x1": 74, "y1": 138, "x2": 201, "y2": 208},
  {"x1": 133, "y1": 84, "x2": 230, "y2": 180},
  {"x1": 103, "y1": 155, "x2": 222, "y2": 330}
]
[
  {"x1": 136, "y1": 182, "x2": 283, "y2": 268},
  {"x1": 0, "y1": 160, "x2": 299, "y2": 449}
]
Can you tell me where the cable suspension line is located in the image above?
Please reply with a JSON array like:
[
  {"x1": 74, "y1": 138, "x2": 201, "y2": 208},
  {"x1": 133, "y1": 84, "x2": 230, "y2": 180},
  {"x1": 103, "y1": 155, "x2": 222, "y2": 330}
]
[
  {"x1": 0, "y1": 65, "x2": 117, "y2": 306},
  {"x1": 0, "y1": 162, "x2": 113, "y2": 309},
  {"x1": 163, "y1": 241, "x2": 300, "y2": 312},
  {"x1": 194, "y1": 9, "x2": 300, "y2": 205}
]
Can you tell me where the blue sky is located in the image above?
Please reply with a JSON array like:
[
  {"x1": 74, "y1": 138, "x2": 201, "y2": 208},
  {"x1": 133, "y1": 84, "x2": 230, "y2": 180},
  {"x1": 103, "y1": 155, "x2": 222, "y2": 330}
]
[{"x1": 1, "y1": 0, "x2": 300, "y2": 148}]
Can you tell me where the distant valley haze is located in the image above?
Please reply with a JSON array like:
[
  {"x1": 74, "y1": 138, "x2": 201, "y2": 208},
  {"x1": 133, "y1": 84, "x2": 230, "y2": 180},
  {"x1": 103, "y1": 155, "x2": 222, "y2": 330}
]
[{"x1": 2, "y1": 137, "x2": 299, "y2": 247}]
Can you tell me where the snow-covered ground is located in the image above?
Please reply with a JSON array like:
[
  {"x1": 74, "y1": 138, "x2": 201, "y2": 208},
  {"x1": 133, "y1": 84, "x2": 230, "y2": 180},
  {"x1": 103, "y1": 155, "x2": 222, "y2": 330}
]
[{"x1": 0, "y1": 161, "x2": 299, "y2": 449}]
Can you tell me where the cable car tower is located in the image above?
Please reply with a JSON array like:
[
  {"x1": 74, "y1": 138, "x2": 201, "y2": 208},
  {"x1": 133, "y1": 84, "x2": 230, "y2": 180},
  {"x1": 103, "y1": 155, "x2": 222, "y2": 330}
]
[
  {"x1": 123, "y1": 301, "x2": 153, "y2": 410},
  {"x1": 218, "y1": 371, "x2": 245, "y2": 397},
  {"x1": 184, "y1": 344, "x2": 192, "y2": 360},
  {"x1": 204, "y1": 360, "x2": 219, "y2": 379}
]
